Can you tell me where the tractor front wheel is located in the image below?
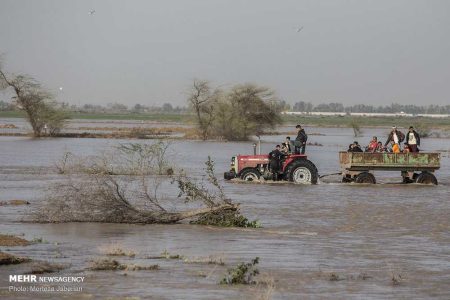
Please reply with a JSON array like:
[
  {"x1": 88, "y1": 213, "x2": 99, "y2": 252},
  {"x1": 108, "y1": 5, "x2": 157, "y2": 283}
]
[{"x1": 240, "y1": 168, "x2": 261, "y2": 182}]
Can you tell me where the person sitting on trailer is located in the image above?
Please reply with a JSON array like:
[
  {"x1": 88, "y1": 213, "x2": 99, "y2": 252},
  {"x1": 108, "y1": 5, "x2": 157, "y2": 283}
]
[
  {"x1": 366, "y1": 136, "x2": 378, "y2": 152},
  {"x1": 376, "y1": 141, "x2": 386, "y2": 152},
  {"x1": 403, "y1": 143, "x2": 410, "y2": 153},
  {"x1": 390, "y1": 141, "x2": 401, "y2": 153},
  {"x1": 351, "y1": 141, "x2": 363, "y2": 152}
]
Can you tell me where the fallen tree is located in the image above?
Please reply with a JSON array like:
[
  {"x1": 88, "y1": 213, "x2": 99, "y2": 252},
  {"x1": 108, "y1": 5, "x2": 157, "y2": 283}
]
[{"x1": 35, "y1": 142, "x2": 246, "y2": 225}]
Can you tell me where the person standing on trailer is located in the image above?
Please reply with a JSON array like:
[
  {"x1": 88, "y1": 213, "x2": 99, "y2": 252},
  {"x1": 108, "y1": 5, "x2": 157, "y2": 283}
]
[
  {"x1": 406, "y1": 126, "x2": 420, "y2": 152},
  {"x1": 385, "y1": 126, "x2": 405, "y2": 150}
]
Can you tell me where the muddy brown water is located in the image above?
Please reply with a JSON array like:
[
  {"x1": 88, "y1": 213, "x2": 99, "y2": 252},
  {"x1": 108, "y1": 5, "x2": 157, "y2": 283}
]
[{"x1": 0, "y1": 126, "x2": 449, "y2": 299}]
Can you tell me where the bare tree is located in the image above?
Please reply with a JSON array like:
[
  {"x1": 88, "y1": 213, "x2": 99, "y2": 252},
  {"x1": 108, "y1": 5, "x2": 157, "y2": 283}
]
[
  {"x1": 0, "y1": 60, "x2": 69, "y2": 137},
  {"x1": 187, "y1": 80, "x2": 219, "y2": 140}
]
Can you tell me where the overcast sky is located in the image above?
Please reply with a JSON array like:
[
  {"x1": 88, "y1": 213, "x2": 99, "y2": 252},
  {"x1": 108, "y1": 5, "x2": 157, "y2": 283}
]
[{"x1": 1, "y1": 0, "x2": 449, "y2": 106}]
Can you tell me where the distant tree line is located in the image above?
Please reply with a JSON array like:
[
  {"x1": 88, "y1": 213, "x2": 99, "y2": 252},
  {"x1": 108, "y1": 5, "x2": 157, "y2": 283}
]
[
  {"x1": 291, "y1": 101, "x2": 450, "y2": 114},
  {"x1": 72, "y1": 103, "x2": 188, "y2": 114},
  {"x1": 0, "y1": 100, "x2": 189, "y2": 114}
]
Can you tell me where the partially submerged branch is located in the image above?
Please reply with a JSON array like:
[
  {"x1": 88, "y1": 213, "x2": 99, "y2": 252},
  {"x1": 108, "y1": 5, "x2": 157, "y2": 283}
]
[{"x1": 35, "y1": 143, "x2": 248, "y2": 225}]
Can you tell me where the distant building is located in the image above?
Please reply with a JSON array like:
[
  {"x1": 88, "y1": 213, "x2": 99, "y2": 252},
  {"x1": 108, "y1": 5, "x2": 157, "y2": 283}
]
[{"x1": 282, "y1": 111, "x2": 450, "y2": 118}]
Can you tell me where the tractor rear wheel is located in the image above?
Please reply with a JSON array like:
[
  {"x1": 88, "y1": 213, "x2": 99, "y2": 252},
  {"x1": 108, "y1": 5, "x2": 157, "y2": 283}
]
[
  {"x1": 415, "y1": 172, "x2": 438, "y2": 185},
  {"x1": 240, "y1": 168, "x2": 261, "y2": 181},
  {"x1": 355, "y1": 172, "x2": 376, "y2": 184},
  {"x1": 287, "y1": 160, "x2": 318, "y2": 184}
]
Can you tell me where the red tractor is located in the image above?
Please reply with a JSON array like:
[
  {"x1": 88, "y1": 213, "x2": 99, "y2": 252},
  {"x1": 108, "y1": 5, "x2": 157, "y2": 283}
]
[{"x1": 224, "y1": 153, "x2": 319, "y2": 184}]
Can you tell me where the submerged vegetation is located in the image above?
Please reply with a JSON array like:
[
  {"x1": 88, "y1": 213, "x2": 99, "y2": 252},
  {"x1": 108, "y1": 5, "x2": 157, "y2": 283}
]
[
  {"x1": 220, "y1": 257, "x2": 260, "y2": 285},
  {"x1": 36, "y1": 142, "x2": 253, "y2": 227},
  {"x1": 89, "y1": 258, "x2": 159, "y2": 271},
  {"x1": 191, "y1": 210, "x2": 261, "y2": 228}
]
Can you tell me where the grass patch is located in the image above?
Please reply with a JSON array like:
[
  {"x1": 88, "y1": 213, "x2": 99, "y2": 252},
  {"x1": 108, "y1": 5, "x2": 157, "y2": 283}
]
[
  {"x1": 0, "y1": 234, "x2": 30, "y2": 246},
  {"x1": 99, "y1": 245, "x2": 136, "y2": 258},
  {"x1": 0, "y1": 200, "x2": 30, "y2": 206},
  {"x1": 89, "y1": 258, "x2": 159, "y2": 271},
  {"x1": 27, "y1": 262, "x2": 66, "y2": 274},
  {"x1": 183, "y1": 254, "x2": 226, "y2": 266},
  {"x1": 147, "y1": 250, "x2": 226, "y2": 266},
  {"x1": 89, "y1": 258, "x2": 127, "y2": 271}
]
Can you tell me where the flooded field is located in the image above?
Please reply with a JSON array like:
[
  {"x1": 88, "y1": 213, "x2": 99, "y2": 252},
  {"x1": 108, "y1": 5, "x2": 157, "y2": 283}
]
[{"x1": 1, "y1": 125, "x2": 450, "y2": 299}]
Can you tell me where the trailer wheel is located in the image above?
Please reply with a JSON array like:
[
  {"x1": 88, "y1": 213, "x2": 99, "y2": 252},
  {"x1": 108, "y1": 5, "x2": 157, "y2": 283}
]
[
  {"x1": 355, "y1": 172, "x2": 376, "y2": 184},
  {"x1": 240, "y1": 168, "x2": 261, "y2": 181},
  {"x1": 415, "y1": 172, "x2": 438, "y2": 185},
  {"x1": 287, "y1": 160, "x2": 318, "y2": 184}
]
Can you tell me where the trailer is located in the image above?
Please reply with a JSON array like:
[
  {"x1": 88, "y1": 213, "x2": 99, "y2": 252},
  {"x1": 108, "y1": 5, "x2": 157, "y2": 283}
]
[{"x1": 339, "y1": 152, "x2": 440, "y2": 184}]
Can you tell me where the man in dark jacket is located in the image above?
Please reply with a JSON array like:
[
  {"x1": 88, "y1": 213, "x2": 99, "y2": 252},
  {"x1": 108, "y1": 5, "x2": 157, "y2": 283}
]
[
  {"x1": 385, "y1": 126, "x2": 405, "y2": 147},
  {"x1": 294, "y1": 125, "x2": 308, "y2": 154},
  {"x1": 348, "y1": 141, "x2": 363, "y2": 152},
  {"x1": 269, "y1": 145, "x2": 283, "y2": 181},
  {"x1": 406, "y1": 126, "x2": 420, "y2": 152}
]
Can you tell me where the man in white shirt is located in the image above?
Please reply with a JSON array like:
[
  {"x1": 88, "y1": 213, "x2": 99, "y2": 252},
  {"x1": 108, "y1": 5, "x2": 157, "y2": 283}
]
[
  {"x1": 406, "y1": 126, "x2": 420, "y2": 152},
  {"x1": 385, "y1": 126, "x2": 405, "y2": 148}
]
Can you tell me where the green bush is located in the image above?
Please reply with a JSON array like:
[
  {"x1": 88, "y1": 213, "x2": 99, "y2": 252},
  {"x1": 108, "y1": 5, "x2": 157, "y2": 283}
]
[{"x1": 220, "y1": 257, "x2": 260, "y2": 285}]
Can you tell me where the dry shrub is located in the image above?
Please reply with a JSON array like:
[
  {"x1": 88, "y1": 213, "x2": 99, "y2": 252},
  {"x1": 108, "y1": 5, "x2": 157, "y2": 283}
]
[
  {"x1": 253, "y1": 273, "x2": 276, "y2": 300},
  {"x1": 0, "y1": 252, "x2": 31, "y2": 265}
]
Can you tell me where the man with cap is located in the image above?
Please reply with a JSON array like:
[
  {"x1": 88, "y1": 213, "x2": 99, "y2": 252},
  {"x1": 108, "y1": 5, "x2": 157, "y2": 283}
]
[
  {"x1": 385, "y1": 126, "x2": 405, "y2": 148},
  {"x1": 294, "y1": 125, "x2": 308, "y2": 154}
]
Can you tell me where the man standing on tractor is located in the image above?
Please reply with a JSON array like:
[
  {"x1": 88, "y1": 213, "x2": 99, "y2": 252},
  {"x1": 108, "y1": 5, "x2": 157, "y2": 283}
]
[
  {"x1": 269, "y1": 145, "x2": 283, "y2": 181},
  {"x1": 294, "y1": 125, "x2": 308, "y2": 154}
]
